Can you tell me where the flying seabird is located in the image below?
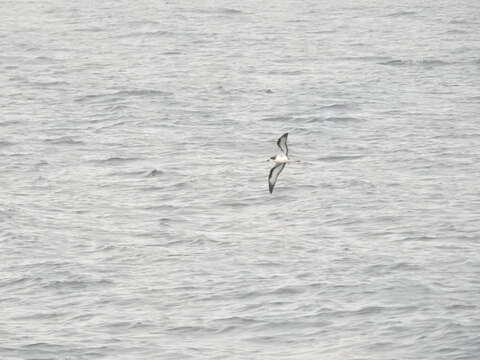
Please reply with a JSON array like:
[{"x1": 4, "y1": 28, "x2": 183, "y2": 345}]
[{"x1": 268, "y1": 132, "x2": 289, "y2": 193}]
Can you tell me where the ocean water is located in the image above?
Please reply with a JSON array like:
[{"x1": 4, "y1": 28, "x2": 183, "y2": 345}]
[{"x1": 1, "y1": 1, "x2": 480, "y2": 359}]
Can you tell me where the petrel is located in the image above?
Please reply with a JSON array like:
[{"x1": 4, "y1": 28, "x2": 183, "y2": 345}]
[{"x1": 268, "y1": 132, "x2": 289, "y2": 193}]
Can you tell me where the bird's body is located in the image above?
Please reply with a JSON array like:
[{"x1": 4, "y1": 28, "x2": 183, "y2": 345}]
[
  {"x1": 268, "y1": 133, "x2": 289, "y2": 193},
  {"x1": 271, "y1": 153, "x2": 289, "y2": 164}
]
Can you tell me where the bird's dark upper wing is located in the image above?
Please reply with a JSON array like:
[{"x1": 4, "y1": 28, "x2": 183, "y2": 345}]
[
  {"x1": 268, "y1": 163, "x2": 286, "y2": 194},
  {"x1": 277, "y1": 132, "x2": 288, "y2": 155}
]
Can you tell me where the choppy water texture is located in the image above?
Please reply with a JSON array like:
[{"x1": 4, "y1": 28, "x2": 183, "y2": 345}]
[{"x1": 2, "y1": 1, "x2": 480, "y2": 359}]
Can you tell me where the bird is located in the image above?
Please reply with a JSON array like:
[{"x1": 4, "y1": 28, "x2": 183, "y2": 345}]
[{"x1": 268, "y1": 132, "x2": 289, "y2": 193}]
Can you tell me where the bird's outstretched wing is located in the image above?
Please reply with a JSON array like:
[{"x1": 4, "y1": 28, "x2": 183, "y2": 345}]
[
  {"x1": 268, "y1": 163, "x2": 286, "y2": 194},
  {"x1": 277, "y1": 132, "x2": 288, "y2": 155}
]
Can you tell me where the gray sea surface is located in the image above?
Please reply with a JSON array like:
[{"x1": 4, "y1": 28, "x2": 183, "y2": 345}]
[{"x1": 2, "y1": 1, "x2": 480, "y2": 359}]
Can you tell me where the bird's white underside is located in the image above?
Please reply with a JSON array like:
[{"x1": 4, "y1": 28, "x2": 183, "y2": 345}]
[{"x1": 272, "y1": 153, "x2": 288, "y2": 164}]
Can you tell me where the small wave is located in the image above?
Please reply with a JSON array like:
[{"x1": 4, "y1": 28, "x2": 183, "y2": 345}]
[
  {"x1": 29, "y1": 80, "x2": 69, "y2": 87},
  {"x1": 400, "y1": 235, "x2": 436, "y2": 242},
  {"x1": 467, "y1": 95, "x2": 480, "y2": 102},
  {"x1": 127, "y1": 20, "x2": 160, "y2": 26},
  {"x1": 140, "y1": 186, "x2": 166, "y2": 192},
  {"x1": 352, "y1": 305, "x2": 386, "y2": 315},
  {"x1": 33, "y1": 55, "x2": 62, "y2": 63},
  {"x1": 117, "y1": 30, "x2": 173, "y2": 38},
  {"x1": 380, "y1": 59, "x2": 410, "y2": 66},
  {"x1": 0, "y1": 141, "x2": 14, "y2": 147},
  {"x1": 385, "y1": 10, "x2": 417, "y2": 17},
  {"x1": 91, "y1": 157, "x2": 142, "y2": 164},
  {"x1": 309, "y1": 29, "x2": 337, "y2": 34},
  {"x1": 320, "y1": 103, "x2": 350, "y2": 110},
  {"x1": 115, "y1": 89, "x2": 173, "y2": 97},
  {"x1": 1, "y1": 276, "x2": 30, "y2": 289},
  {"x1": 162, "y1": 235, "x2": 222, "y2": 248},
  {"x1": 305, "y1": 116, "x2": 360, "y2": 123},
  {"x1": 219, "y1": 201, "x2": 249, "y2": 208},
  {"x1": 324, "y1": 116, "x2": 362, "y2": 122},
  {"x1": 420, "y1": 59, "x2": 451, "y2": 67},
  {"x1": 444, "y1": 29, "x2": 467, "y2": 35},
  {"x1": 45, "y1": 278, "x2": 113, "y2": 290},
  {"x1": 218, "y1": 7, "x2": 244, "y2": 14},
  {"x1": 0, "y1": 120, "x2": 21, "y2": 127},
  {"x1": 317, "y1": 155, "x2": 364, "y2": 162},
  {"x1": 163, "y1": 51, "x2": 182, "y2": 55},
  {"x1": 45, "y1": 136, "x2": 85, "y2": 145},
  {"x1": 338, "y1": 55, "x2": 391, "y2": 62},
  {"x1": 254, "y1": 260, "x2": 283, "y2": 268},
  {"x1": 24, "y1": 342, "x2": 65, "y2": 350},
  {"x1": 33, "y1": 176, "x2": 50, "y2": 186},
  {"x1": 261, "y1": 115, "x2": 291, "y2": 122},
  {"x1": 142, "y1": 204, "x2": 178, "y2": 212},
  {"x1": 212, "y1": 316, "x2": 258, "y2": 325},
  {"x1": 75, "y1": 89, "x2": 172, "y2": 103},
  {"x1": 118, "y1": 89, "x2": 173, "y2": 97},
  {"x1": 158, "y1": 217, "x2": 173, "y2": 225},
  {"x1": 104, "y1": 103, "x2": 130, "y2": 112},
  {"x1": 167, "y1": 325, "x2": 216, "y2": 335},
  {"x1": 390, "y1": 262, "x2": 421, "y2": 271},
  {"x1": 380, "y1": 59, "x2": 451, "y2": 67},
  {"x1": 73, "y1": 26, "x2": 106, "y2": 32},
  {"x1": 270, "y1": 285, "x2": 306, "y2": 296},
  {"x1": 192, "y1": 7, "x2": 245, "y2": 15},
  {"x1": 211, "y1": 316, "x2": 260, "y2": 334},
  {"x1": 170, "y1": 181, "x2": 189, "y2": 189},
  {"x1": 146, "y1": 169, "x2": 164, "y2": 177},
  {"x1": 446, "y1": 304, "x2": 477, "y2": 310},
  {"x1": 106, "y1": 320, "x2": 155, "y2": 330},
  {"x1": 93, "y1": 121, "x2": 129, "y2": 132},
  {"x1": 75, "y1": 94, "x2": 111, "y2": 103},
  {"x1": 450, "y1": 19, "x2": 470, "y2": 24},
  {"x1": 268, "y1": 69, "x2": 303, "y2": 76},
  {"x1": 14, "y1": 312, "x2": 67, "y2": 321}
]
